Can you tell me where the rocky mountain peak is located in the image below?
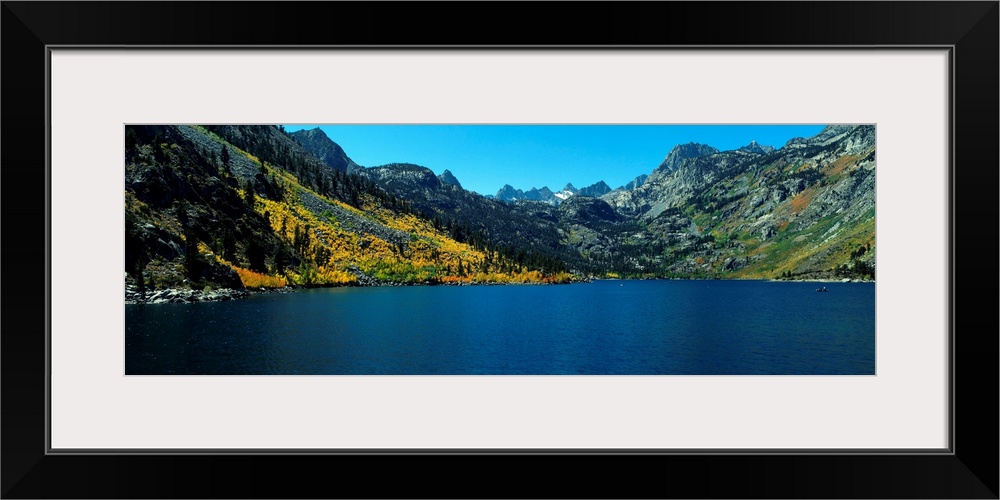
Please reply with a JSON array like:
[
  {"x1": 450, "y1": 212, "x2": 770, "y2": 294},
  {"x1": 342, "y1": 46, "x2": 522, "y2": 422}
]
[
  {"x1": 737, "y1": 140, "x2": 776, "y2": 154},
  {"x1": 297, "y1": 127, "x2": 329, "y2": 140},
  {"x1": 437, "y1": 169, "x2": 462, "y2": 188},
  {"x1": 374, "y1": 162, "x2": 426, "y2": 172},
  {"x1": 289, "y1": 127, "x2": 359, "y2": 173},
  {"x1": 577, "y1": 180, "x2": 612, "y2": 197},
  {"x1": 495, "y1": 181, "x2": 599, "y2": 206},
  {"x1": 496, "y1": 184, "x2": 523, "y2": 200},
  {"x1": 657, "y1": 142, "x2": 719, "y2": 172},
  {"x1": 363, "y1": 163, "x2": 441, "y2": 190},
  {"x1": 808, "y1": 125, "x2": 857, "y2": 145},
  {"x1": 618, "y1": 174, "x2": 648, "y2": 191},
  {"x1": 553, "y1": 183, "x2": 578, "y2": 202},
  {"x1": 784, "y1": 125, "x2": 871, "y2": 150}
]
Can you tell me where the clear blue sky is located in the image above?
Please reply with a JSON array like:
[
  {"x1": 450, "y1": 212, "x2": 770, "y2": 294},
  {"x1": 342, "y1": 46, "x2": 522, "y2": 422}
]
[{"x1": 283, "y1": 125, "x2": 827, "y2": 196}]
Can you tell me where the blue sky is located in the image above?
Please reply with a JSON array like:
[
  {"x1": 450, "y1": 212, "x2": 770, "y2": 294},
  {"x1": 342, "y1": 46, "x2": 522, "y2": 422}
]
[{"x1": 283, "y1": 125, "x2": 827, "y2": 196}]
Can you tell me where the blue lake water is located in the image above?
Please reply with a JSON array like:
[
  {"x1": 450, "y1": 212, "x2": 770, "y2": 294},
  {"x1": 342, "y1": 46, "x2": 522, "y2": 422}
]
[{"x1": 125, "y1": 280, "x2": 875, "y2": 375}]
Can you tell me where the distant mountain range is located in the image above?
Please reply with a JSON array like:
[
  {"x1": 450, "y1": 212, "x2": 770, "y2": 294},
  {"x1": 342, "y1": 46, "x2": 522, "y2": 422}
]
[
  {"x1": 488, "y1": 141, "x2": 778, "y2": 207},
  {"x1": 492, "y1": 181, "x2": 613, "y2": 205},
  {"x1": 293, "y1": 127, "x2": 874, "y2": 280}
]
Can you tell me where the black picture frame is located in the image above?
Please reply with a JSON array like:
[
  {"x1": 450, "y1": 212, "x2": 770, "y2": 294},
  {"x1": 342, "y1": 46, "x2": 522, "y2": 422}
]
[{"x1": 3, "y1": 2, "x2": 996, "y2": 498}]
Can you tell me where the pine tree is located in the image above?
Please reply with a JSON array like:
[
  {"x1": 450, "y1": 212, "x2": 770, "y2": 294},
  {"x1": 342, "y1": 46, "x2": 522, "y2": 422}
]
[
  {"x1": 243, "y1": 179, "x2": 257, "y2": 208},
  {"x1": 125, "y1": 212, "x2": 146, "y2": 300},
  {"x1": 176, "y1": 202, "x2": 202, "y2": 283}
]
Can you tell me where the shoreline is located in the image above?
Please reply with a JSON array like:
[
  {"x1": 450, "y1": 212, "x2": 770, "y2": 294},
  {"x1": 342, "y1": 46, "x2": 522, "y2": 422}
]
[
  {"x1": 126, "y1": 275, "x2": 873, "y2": 305},
  {"x1": 590, "y1": 276, "x2": 875, "y2": 283},
  {"x1": 125, "y1": 277, "x2": 588, "y2": 305}
]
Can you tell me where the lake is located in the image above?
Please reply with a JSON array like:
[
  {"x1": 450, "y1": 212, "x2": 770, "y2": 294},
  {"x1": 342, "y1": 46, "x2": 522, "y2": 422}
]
[{"x1": 125, "y1": 279, "x2": 875, "y2": 375}]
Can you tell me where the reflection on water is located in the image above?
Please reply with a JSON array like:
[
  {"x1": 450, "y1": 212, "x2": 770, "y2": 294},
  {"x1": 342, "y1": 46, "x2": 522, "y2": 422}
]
[{"x1": 126, "y1": 280, "x2": 875, "y2": 375}]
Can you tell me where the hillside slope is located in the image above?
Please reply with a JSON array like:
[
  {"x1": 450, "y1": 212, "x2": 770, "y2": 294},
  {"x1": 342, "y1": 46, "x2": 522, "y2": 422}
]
[
  {"x1": 288, "y1": 124, "x2": 877, "y2": 281},
  {"x1": 601, "y1": 125, "x2": 875, "y2": 279},
  {"x1": 125, "y1": 125, "x2": 572, "y2": 302}
]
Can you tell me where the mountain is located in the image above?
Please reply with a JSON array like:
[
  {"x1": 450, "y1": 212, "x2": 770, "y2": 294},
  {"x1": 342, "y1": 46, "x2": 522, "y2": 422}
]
[
  {"x1": 604, "y1": 144, "x2": 767, "y2": 220},
  {"x1": 128, "y1": 124, "x2": 874, "y2": 299},
  {"x1": 124, "y1": 125, "x2": 573, "y2": 302},
  {"x1": 656, "y1": 142, "x2": 719, "y2": 172},
  {"x1": 288, "y1": 127, "x2": 361, "y2": 173},
  {"x1": 495, "y1": 184, "x2": 529, "y2": 202},
  {"x1": 600, "y1": 125, "x2": 875, "y2": 279},
  {"x1": 531, "y1": 186, "x2": 556, "y2": 201},
  {"x1": 553, "y1": 183, "x2": 577, "y2": 202},
  {"x1": 577, "y1": 180, "x2": 612, "y2": 198},
  {"x1": 437, "y1": 169, "x2": 462, "y2": 188},
  {"x1": 493, "y1": 180, "x2": 611, "y2": 205},
  {"x1": 601, "y1": 142, "x2": 724, "y2": 214},
  {"x1": 349, "y1": 164, "x2": 574, "y2": 273},
  {"x1": 364, "y1": 163, "x2": 444, "y2": 192},
  {"x1": 618, "y1": 174, "x2": 648, "y2": 191},
  {"x1": 737, "y1": 140, "x2": 776, "y2": 154},
  {"x1": 291, "y1": 124, "x2": 876, "y2": 281},
  {"x1": 494, "y1": 184, "x2": 562, "y2": 205}
]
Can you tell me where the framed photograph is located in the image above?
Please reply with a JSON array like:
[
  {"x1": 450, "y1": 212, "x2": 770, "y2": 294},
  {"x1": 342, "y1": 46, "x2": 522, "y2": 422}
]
[{"x1": 4, "y1": 2, "x2": 996, "y2": 498}]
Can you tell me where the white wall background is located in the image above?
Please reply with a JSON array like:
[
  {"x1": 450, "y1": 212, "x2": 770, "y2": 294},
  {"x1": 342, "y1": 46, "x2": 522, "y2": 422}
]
[{"x1": 50, "y1": 50, "x2": 948, "y2": 450}]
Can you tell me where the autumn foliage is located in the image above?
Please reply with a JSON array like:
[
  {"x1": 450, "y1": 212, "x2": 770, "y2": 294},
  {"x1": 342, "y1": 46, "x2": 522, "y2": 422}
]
[
  {"x1": 221, "y1": 148, "x2": 567, "y2": 286},
  {"x1": 234, "y1": 267, "x2": 288, "y2": 288}
]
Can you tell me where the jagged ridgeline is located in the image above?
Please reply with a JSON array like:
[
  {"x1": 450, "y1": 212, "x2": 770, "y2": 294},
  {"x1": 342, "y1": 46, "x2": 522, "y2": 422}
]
[
  {"x1": 124, "y1": 125, "x2": 573, "y2": 298},
  {"x1": 289, "y1": 125, "x2": 875, "y2": 281},
  {"x1": 125, "y1": 124, "x2": 875, "y2": 300},
  {"x1": 595, "y1": 124, "x2": 876, "y2": 279}
]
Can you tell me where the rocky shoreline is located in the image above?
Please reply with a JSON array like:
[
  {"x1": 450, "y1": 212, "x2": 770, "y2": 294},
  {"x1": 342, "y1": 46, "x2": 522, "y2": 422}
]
[
  {"x1": 126, "y1": 286, "x2": 249, "y2": 305},
  {"x1": 129, "y1": 275, "x2": 874, "y2": 305},
  {"x1": 771, "y1": 277, "x2": 875, "y2": 283},
  {"x1": 125, "y1": 278, "x2": 585, "y2": 305}
]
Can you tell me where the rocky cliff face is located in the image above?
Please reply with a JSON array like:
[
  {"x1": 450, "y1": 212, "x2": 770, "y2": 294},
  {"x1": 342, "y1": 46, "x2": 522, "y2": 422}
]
[
  {"x1": 602, "y1": 146, "x2": 760, "y2": 220},
  {"x1": 738, "y1": 140, "x2": 776, "y2": 154},
  {"x1": 437, "y1": 169, "x2": 462, "y2": 188},
  {"x1": 657, "y1": 142, "x2": 719, "y2": 172},
  {"x1": 617, "y1": 174, "x2": 648, "y2": 191},
  {"x1": 577, "y1": 180, "x2": 612, "y2": 198},
  {"x1": 289, "y1": 127, "x2": 360, "y2": 173},
  {"x1": 363, "y1": 163, "x2": 445, "y2": 192},
  {"x1": 597, "y1": 125, "x2": 875, "y2": 278}
]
